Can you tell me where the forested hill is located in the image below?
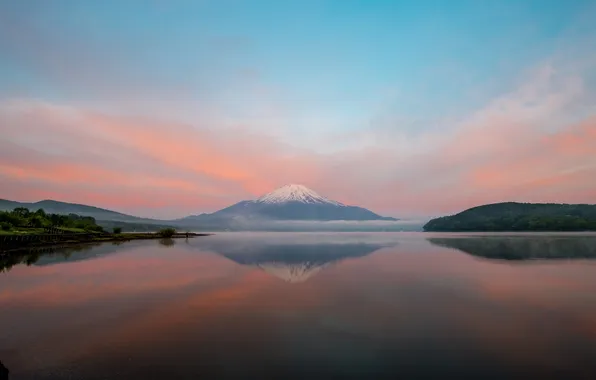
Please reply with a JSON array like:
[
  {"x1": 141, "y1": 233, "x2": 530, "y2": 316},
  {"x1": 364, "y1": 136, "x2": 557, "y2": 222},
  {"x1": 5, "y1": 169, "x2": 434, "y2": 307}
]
[{"x1": 423, "y1": 202, "x2": 596, "y2": 232}]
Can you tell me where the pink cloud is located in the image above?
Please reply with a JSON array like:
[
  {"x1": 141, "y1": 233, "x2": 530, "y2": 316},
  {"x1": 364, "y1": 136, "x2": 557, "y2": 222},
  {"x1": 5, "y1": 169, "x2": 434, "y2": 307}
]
[
  {"x1": 1, "y1": 61, "x2": 595, "y2": 219},
  {"x1": 0, "y1": 100, "x2": 325, "y2": 217}
]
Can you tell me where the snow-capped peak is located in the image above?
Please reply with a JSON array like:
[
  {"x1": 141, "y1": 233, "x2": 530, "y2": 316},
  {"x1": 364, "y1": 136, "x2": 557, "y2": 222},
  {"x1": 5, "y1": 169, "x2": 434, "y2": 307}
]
[{"x1": 256, "y1": 184, "x2": 343, "y2": 206}]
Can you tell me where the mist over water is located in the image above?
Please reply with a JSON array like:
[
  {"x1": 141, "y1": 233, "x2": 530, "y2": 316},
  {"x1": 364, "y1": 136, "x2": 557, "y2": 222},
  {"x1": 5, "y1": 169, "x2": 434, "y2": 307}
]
[
  {"x1": 193, "y1": 219, "x2": 425, "y2": 232},
  {"x1": 1, "y1": 232, "x2": 596, "y2": 379}
]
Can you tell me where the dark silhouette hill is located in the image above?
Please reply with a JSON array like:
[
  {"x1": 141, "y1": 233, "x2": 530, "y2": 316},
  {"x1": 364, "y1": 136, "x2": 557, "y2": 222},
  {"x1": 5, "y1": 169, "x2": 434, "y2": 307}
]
[{"x1": 424, "y1": 202, "x2": 596, "y2": 232}]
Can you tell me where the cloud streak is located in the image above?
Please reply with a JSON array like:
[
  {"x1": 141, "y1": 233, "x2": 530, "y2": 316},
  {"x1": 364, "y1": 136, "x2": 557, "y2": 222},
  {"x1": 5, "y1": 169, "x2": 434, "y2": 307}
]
[
  {"x1": 1, "y1": 3, "x2": 595, "y2": 219},
  {"x1": 1, "y1": 60, "x2": 595, "y2": 219}
]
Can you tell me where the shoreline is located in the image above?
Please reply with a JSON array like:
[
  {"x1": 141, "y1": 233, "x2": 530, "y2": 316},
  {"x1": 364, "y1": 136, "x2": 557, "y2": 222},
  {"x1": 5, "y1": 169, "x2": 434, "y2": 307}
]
[{"x1": 0, "y1": 232, "x2": 213, "y2": 254}]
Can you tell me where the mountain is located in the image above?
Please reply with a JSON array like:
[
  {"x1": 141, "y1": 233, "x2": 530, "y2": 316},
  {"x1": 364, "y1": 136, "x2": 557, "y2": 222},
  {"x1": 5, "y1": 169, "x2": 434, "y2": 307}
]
[
  {"x1": 181, "y1": 184, "x2": 397, "y2": 223},
  {"x1": 1, "y1": 184, "x2": 399, "y2": 231},
  {"x1": 0, "y1": 199, "x2": 172, "y2": 231},
  {"x1": 423, "y1": 202, "x2": 596, "y2": 232}
]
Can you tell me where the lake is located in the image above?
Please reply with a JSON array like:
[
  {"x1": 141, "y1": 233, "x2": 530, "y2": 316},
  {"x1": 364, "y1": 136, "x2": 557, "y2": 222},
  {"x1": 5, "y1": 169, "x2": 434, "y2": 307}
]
[{"x1": 1, "y1": 232, "x2": 596, "y2": 379}]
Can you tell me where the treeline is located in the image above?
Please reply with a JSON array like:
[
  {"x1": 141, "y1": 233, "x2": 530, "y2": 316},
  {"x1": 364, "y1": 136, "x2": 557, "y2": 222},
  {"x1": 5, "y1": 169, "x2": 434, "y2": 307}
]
[
  {"x1": 0, "y1": 207, "x2": 104, "y2": 232},
  {"x1": 424, "y1": 202, "x2": 596, "y2": 232}
]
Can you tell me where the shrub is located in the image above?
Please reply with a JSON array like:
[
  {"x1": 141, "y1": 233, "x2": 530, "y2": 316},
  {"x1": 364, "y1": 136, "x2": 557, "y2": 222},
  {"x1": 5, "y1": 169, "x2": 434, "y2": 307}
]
[
  {"x1": 0, "y1": 213, "x2": 26, "y2": 227},
  {"x1": 12, "y1": 207, "x2": 30, "y2": 218},
  {"x1": 29, "y1": 215, "x2": 45, "y2": 228},
  {"x1": 74, "y1": 221, "x2": 89, "y2": 229},
  {"x1": 85, "y1": 224, "x2": 103, "y2": 232},
  {"x1": 113, "y1": 227, "x2": 122, "y2": 234},
  {"x1": 158, "y1": 228, "x2": 176, "y2": 238},
  {"x1": 0, "y1": 207, "x2": 106, "y2": 232},
  {"x1": 0, "y1": 222, "x2": 12, "y2": 231}
]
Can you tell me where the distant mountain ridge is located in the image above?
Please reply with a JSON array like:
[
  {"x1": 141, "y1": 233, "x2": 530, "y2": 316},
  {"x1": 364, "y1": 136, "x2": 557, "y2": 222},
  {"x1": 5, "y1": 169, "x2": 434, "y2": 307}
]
[
  {"x1": 424, "y1": 202, "x2": 596, "y2": 231},
  {"x1": 1, "y1": 185, "x2": 399, "y2": 231},
  {"x1": 180, "y1": 184, "x2": 397, "y2": 222},
  {"x1": 0, "y1": 199, "x2": 136, "y2": 220},
  {"x1": 0, "y1": 199, "x2": 172, "y2": 231}
]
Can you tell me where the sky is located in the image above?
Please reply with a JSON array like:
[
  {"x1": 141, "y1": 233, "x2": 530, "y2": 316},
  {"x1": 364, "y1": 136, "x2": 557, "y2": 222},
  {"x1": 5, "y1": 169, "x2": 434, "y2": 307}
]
[{"x1": 1, "y1": 0, "x2": 595, "y2": 219}]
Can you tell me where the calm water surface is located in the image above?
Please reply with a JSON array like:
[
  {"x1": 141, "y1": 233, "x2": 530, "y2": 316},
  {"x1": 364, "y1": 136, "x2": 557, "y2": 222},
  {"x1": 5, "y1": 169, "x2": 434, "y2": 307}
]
[{"x1": 1, "y1": 232, "x2": 596, "y2": 379}]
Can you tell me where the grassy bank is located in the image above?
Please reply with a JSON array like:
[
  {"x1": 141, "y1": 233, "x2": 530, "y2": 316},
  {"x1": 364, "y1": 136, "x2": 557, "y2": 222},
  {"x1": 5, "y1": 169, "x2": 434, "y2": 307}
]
[
  {"x1": 0, "y1": 227, "x2": 90, "y2": 235},
  {"x1": 0, "y1": 231, "x2": 212, "y2": 254},
  {"x1": 0, "y1": 207, "x2": 213, "y2": 254}
]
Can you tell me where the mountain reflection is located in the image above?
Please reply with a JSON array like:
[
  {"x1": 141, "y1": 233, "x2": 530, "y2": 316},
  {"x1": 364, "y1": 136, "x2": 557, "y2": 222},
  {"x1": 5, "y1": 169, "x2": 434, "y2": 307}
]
[
  {"x1": 193, "y1": 236, "x2": 395, "y2": 283},
  {"x1": 428, "y1": 235, "x2": 596, "y2": 260}
]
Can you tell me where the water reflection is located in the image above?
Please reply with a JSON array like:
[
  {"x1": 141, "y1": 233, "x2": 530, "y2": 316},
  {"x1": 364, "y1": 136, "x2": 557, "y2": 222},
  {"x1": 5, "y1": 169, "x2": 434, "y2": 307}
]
[
  {"x1": 190, "y1": 234, "x2": 396, "y2": 282},
  {"x1": 0, "y1": 243, "x2": 135, "y2": 273},
  {"x1": 1, "y1": 233, "x2": 596, "y2": 379},
  {"x1": 1, "y1": 245, "x2": 92, "y2": 272},
  {"x1": 428, "y1": 235, "x2": 596, "y2": 260},
  {"x1": 0, "y1": 241, "x2": 155, "y2": 272},
  {"x1": 158, "y1": 238, "x2": 176, "y2": 247}
]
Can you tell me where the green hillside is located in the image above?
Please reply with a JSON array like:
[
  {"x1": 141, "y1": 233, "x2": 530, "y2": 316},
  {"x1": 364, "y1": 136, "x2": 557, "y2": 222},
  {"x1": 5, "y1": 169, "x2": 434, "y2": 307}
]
[
  {"x1": 424, "y1": 202, "x2": 596, "y2": 232},
  {"x1": 0, "y1": 207, "x2": 104, "y2": 233},
  {"x1": 0, "y1": 200, "x2": 174, "y2": 232},
  {"x1": 0, "y1": 199, "x2": 131, "y2": 220}
]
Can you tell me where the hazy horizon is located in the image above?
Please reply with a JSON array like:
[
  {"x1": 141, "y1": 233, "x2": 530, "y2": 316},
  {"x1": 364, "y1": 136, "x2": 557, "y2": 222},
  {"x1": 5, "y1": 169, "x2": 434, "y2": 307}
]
[
  {"x1": 1, "y1": 1, "x2": 595, "y2": 219},
  {"x1": 2, "y1": 195, "x2": 433, "y2": 224}
]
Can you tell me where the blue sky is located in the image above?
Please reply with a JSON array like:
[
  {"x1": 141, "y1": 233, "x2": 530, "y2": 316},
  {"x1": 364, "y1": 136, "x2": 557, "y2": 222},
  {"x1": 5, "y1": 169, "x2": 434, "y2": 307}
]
[
  {"x1": 1, "y1": 0, "x2": 595, "y2": 217},
  {"x1": 2, "y1": 0, "x2": 589, "y2": 122}
]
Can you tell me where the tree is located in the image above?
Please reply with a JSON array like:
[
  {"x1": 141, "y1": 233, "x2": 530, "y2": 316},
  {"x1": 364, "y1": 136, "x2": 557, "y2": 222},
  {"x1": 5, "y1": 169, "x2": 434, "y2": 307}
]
[
  {"x1": 12, "y1": 207, "x2": 30, "y2": 218},
  {"x1": 29, "y1": 215, "x2": 45, "y2": 228},
  {"x1": 158, "y1": 228, "x2": 176, "y2": 238},
  {"x1": 0, "y1": 207, "x2": 106, "y2": 233},
  {"x1": 0, "y1": 212, "x2": 24, "y2": 227},
  {"x1": 87, "y1": 224, "x2": 104, "y2": 233},
  {"x1": 49, "y1": 213, "x2": 62, "y2": 226},
  {"x1": 113, "y1": 227, "x2": 122, "y2": 234}
]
